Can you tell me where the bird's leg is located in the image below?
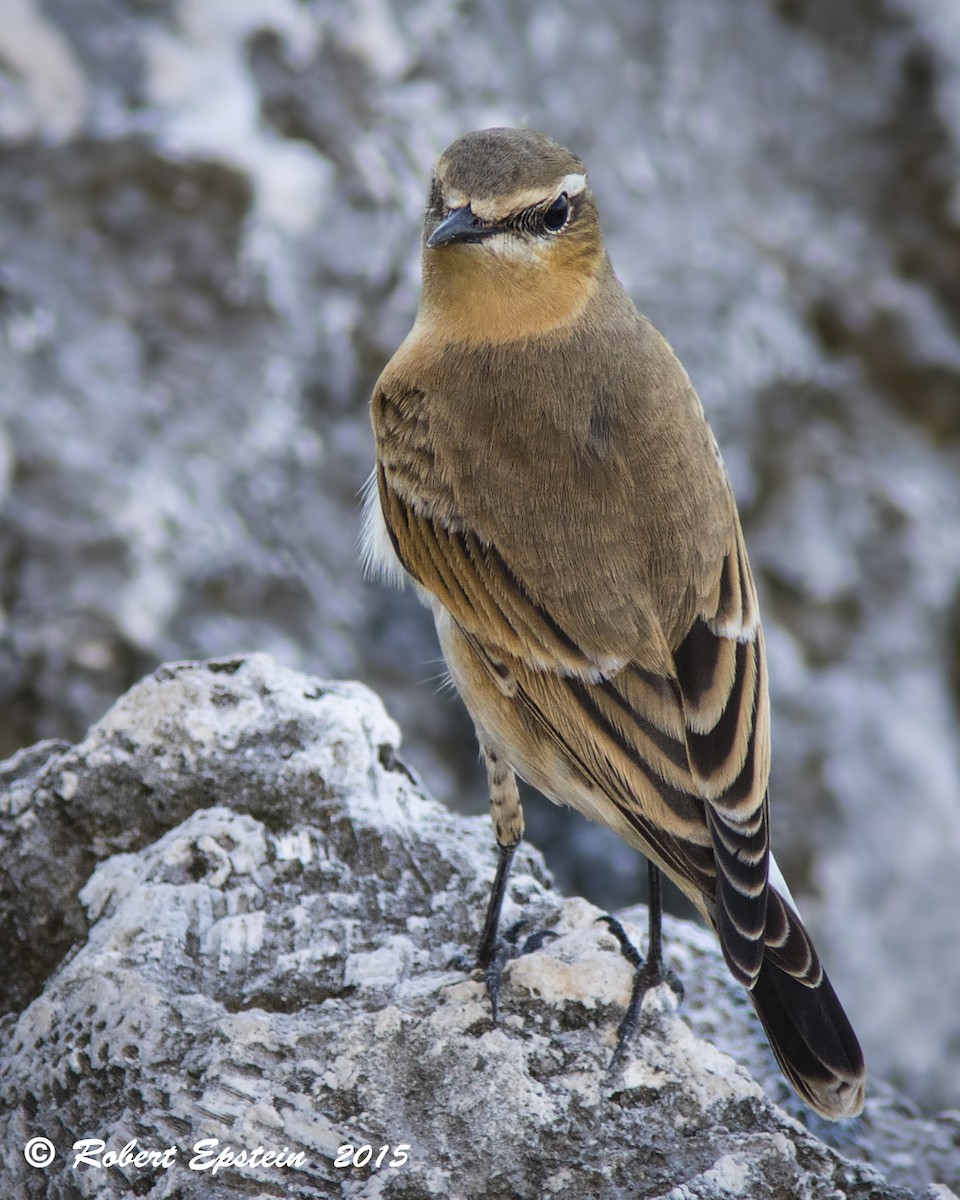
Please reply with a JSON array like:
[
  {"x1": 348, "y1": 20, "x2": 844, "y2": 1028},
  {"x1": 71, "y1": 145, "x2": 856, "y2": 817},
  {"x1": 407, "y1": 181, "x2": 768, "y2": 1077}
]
[
  {"x1": 602, "y1": 861, "x2": 684, "y2": 1070},
  {"x1": 474, "y1": 747, "x2": 532, "y2": 1022},
  {"x1": 477, "y1": 747, "x2": 524, "y2": 968},
  {"x1": 476, "y1": 837, "x2": 519, "y2": 970}
]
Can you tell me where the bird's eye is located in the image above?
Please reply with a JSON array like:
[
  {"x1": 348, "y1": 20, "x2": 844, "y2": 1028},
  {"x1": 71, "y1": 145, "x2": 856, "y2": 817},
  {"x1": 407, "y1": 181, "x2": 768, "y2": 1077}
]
[{"x1": 543, "y1": 192, "x2": 570, "y2": 231}]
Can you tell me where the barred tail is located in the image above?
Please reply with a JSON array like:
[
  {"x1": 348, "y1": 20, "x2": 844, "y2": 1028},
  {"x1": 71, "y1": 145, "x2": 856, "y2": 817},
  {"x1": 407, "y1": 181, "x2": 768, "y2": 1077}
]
[{"x1": 749, "y1": 886, "x2": 865, "y2": 1119}]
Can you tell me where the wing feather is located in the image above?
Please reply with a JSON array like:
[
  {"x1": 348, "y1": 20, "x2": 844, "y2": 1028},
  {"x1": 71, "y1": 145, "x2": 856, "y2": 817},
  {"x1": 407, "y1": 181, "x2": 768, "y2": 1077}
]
[
  {"x1": 674, "y1": 525, "x2": 771, "y2": 983},
  {"x1": 378, "y1": 472, "x2": 771, "y2": 985},
  {"x1": 379, "y1": 467, "x2": 595, "y2": 671}
]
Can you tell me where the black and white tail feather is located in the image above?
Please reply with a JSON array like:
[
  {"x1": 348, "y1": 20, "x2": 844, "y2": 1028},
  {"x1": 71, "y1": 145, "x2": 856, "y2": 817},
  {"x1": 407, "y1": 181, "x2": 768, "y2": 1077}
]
[{"x1": 749, "y1": 861, "x2": 865, "y2": 1117}]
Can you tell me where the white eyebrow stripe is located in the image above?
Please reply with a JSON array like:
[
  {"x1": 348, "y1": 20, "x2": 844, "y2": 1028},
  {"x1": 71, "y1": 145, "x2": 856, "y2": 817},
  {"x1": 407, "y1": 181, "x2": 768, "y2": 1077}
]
[
  {"x1": 467, "y1": 172, "x2": 590, "y2": 221},
  {"x1": 559, "y1": 171, "x2": 587, "y2": 196},
  {"x1": 442, "y1": 187, "x2": 469, "y2": 210}
]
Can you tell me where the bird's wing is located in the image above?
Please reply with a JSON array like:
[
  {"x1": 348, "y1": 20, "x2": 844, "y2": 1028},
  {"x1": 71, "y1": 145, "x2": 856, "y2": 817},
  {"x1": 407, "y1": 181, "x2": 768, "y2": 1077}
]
[
  {"x1": 670, "y1": 519, "x2": 771, "y2": 984},
  {"x1": 377, "y1": 462, "x2": 771, "y2": 987},
  {"x1": 375, "y1": 460, "x2": 605, "y2": 674}
]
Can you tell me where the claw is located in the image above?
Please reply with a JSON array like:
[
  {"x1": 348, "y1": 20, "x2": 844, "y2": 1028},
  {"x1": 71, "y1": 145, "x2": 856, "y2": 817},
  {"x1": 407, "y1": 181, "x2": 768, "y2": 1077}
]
[
  {"x1": 520, "y1": 928, "x2": 560, "y2": 955},
  {"x1": 483, "y1": 920, "x2": 527, "y2": 1024},
  {"x1": 598, "y1": 915, "x2": 644, "y2": 970}
]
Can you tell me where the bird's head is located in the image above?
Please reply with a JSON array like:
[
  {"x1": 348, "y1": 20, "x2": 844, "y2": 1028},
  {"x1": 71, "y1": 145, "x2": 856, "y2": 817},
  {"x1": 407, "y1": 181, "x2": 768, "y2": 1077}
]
[{"x1": 417, "y1": 128, "x2": 608, "y2": 344}]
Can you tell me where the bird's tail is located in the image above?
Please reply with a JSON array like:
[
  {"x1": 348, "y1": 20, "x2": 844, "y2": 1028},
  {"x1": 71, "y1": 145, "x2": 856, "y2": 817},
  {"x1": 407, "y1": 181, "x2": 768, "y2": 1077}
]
[{"x1": 748, "y1": 886, "x2": 865, "y2": 1120}]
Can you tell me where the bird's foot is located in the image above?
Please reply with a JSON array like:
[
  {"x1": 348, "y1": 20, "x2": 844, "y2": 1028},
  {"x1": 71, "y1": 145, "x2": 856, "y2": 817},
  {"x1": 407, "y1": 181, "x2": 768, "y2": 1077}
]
[
  {"x1": 478, "y1": 919, "x2": 560, "y2": 1025},
  {"x1": 599, "y1": 914, "x2": 684, "y2": 1070}
]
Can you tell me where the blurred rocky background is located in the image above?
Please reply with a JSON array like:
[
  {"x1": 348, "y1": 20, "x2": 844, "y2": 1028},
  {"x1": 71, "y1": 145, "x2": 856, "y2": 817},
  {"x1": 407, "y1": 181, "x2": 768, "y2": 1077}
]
[{"x1": 0, "y1": 0, "x2": 958, "y2": 1115}]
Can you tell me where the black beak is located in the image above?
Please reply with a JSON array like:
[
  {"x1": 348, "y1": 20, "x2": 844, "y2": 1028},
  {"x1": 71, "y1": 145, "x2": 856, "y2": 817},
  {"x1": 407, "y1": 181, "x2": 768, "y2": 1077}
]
[{"x1": 426, "y1": 205, "x2": 496, "y2": 248}]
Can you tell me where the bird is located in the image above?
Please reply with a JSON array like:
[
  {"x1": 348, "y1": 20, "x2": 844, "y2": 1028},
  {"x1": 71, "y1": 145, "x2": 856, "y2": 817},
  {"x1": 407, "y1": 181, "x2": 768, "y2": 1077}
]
[{"x1": 362, "y1": 126, "x2": 866, "y2": 1120}]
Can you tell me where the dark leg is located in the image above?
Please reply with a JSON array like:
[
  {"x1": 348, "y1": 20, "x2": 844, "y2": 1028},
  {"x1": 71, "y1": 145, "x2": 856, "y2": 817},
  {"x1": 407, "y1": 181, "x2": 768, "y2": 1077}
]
[
  {"x1": 473, "y1": 747, "x2": 533, "y2": 1023},
  {"x1": 477, "y1": 838, "x2": 519, "y2": 969},
  {"x1": 601, "y1": 861, "x2": 684, "y2": 1069},
  {"x1": 476, "y1": 845, "x2": 559, "y2": 1023},
  {"x1": 645, "y1": 858, "x2": 666, "y2": 976}
]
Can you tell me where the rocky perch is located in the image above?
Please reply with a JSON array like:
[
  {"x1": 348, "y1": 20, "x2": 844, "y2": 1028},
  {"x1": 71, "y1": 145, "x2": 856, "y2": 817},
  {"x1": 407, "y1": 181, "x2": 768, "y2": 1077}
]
[{"x1": 1, "y1": 655, "x2": 957, "y2": 1199}]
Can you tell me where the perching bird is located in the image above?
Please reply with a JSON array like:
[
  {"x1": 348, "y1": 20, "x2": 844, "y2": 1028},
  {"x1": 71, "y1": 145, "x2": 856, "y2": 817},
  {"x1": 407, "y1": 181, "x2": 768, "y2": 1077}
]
[{"x1": 363, "y1": 127, "x2": 865, "y2": 1120}]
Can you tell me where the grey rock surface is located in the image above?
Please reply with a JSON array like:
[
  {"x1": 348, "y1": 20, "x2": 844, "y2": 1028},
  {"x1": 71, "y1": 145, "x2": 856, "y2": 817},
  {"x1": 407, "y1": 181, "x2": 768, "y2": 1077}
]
[
  {"x1": 1, "y1": 0, "x2": 960, "y2": 1114},
  {"x1": 0, "y1": 656, "x2": 957, "y2": 1199}
]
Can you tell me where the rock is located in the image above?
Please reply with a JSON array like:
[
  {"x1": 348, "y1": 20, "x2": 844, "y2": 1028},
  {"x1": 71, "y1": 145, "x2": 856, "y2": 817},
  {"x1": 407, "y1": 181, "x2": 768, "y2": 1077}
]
[
  {"x1": 0, "y1": 656, "x2": 956, "y2": 1199},
  {"x1": 1, "y1": 0, "x2": 960, "y2": 1111}
]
